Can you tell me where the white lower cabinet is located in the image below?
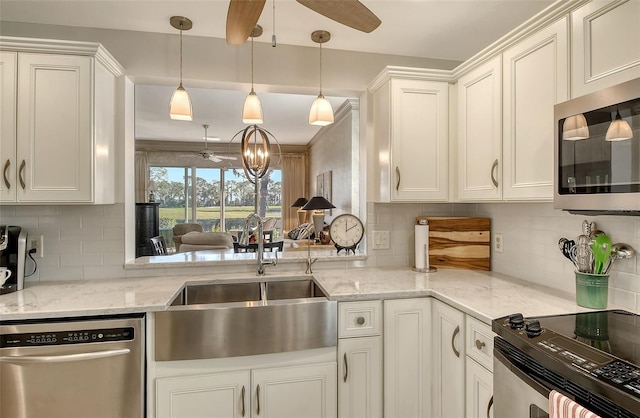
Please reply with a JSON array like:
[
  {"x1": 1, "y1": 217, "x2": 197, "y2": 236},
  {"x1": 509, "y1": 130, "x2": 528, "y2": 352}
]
[
  {"x1": 338, "y1": 301, "x2": 382, "y2": 418},
  {"x1": 157, "y1": 371, "x2": 249, "y2": 418},
  {"x1": 338, "y1": 337, "x2": 382, "y2": 418},
  {"x1": 431, "y1": 299, "x2": 465, "y2": 418},
  {"x1": 384, "y1": 298, "x2": 432, "y2": 418},
  {"x1": 465, "y1": 357, "x2": 493, "y2": 418},
  {"x1": 155, "y1": 362, "x2": 336, "y2": 418}
]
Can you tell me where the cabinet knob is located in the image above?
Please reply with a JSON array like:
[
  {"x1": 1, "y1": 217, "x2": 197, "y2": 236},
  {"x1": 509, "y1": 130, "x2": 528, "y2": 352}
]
[
  {"x1": 356, "y1": 316, "x2": 365, "y2": 325},
  {"x1": 475, "y1": 339, "x2": 486, "y2": 350}
]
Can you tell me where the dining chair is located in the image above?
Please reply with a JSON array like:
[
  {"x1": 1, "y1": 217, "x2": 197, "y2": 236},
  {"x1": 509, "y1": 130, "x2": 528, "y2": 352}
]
[
  {"x1": 233, "y1": 241, "x2": 284, "y2": 253},
  {"x1": 150, "y1": 235, "x2": 168, "y2": 255}
]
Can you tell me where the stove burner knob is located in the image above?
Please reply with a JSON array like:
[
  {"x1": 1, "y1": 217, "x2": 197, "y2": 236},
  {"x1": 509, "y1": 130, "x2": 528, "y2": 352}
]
[
  {"x1": 525, "y1": 319, "x2": 543, "y2": 337},
  {"x1": 508, "y1": 313, "x2": 525, "y2": 329}
]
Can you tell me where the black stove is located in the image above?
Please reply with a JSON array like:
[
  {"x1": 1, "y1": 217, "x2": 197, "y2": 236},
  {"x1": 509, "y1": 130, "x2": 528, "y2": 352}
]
[{"x1": 493, "y1": 310, "x2": 640, "y2": 418}]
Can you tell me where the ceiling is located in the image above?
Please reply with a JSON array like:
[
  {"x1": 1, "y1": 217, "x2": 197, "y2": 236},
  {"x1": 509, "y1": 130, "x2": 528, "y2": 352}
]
[{"x1": 1, "y1": 0, "x2": 555, "y2": 146}]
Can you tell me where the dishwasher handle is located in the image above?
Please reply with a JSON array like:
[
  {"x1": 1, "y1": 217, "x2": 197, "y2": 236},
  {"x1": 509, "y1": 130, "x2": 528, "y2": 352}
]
[{"x1": 0, "y1": 348, "x2": 131, "y2": 364}]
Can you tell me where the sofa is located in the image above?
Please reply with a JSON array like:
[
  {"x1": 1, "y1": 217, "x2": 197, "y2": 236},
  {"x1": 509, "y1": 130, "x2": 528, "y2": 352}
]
[
  {"x1": 172, "y1": 223, "x2": 204, "y2": 252},
  {"x1": 177, "y1": 231, "x2": 235, "y2": 253}
]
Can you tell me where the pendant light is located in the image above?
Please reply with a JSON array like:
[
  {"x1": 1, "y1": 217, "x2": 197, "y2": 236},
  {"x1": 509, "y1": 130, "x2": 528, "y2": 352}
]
[
  {"x1": 309, "y1": 30, "x2": 334, "y2": 126},
  {"x1": 242, "y1": 26, "x2": 264, "y2": 125},
  {"x1": 562, "y1": 113, "x2": 589, "y2": 140},
  {"x1": 605, "y1": 108, "x2": 633, "y2": 141},
  {"x1": 169, "y1": 16, "x2": 193, "y2": 121}
]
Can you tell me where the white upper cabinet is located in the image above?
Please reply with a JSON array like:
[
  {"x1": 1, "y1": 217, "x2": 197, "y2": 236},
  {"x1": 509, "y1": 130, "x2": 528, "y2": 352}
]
[
  {"x1": 457, "y1": 55, "x2": 503, "y2": 201},
  {"x1": 571, "y1": 0, "x2": 640, "y2": 98},
  {"x1": 502, "y1": 17, "x2": 569, "y2": 200},
  {"x1": 370, "y1": 69, "x2": 450, "y2": 202},
  {"x1": 0, "y1": 37, "x2": 122, "y2": 204}
]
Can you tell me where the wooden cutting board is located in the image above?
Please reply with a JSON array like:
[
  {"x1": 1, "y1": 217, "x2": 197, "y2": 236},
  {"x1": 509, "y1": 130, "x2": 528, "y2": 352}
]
[{"x1": 417, "y1": 216, "x2": 491, "y2": 271}]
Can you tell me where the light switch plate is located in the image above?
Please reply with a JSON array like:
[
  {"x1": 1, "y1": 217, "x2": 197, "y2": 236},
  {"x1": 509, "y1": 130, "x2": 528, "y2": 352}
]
[{"x1": 372, "y1": 231, "x2": 390, "y2": 250}]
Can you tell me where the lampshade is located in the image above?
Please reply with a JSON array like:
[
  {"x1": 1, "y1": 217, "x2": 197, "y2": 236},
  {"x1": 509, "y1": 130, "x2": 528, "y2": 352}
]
[
  {"x1": 309, "y1": 30, "x2": 334, "y2": 127},
  {"x1": 242, "y1": 90, "x2": 263, "y2": 124},
  {"x1": 291, "y1": 197, "x2": 309, "y2": 208},
  {"x1": 242, "y1": 26, "x2": 264, "y2": 125},
  {"x1": 309, "y1": 94, "x2": 334, "y2": 126},
  {"x1": 169, "y1": 16, "x2": 193, "y2": 121},
  {"x1": 605, "y1": 109, "x2": 633, "y2": 141},
  {"x1": 562, "y1": 113, "x2": 589, "y2": 140},
  {"x1": 301, "y1": 196, "x2": 335, "y2": 211},
  {"x1": 169, "y1": 85, "x2": 193, "y2": 121}
]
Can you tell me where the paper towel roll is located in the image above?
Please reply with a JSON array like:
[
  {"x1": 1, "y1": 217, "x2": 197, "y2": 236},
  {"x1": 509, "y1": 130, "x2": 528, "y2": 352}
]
[{"x1": 415, "y1": 224, "x2": 429, "y2": 270}]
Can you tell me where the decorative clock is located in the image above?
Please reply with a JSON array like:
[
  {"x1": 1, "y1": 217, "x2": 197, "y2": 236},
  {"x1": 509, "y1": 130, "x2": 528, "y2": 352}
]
[{"x1": 329, "y1": 214, "x2": 364, "y2": 254}]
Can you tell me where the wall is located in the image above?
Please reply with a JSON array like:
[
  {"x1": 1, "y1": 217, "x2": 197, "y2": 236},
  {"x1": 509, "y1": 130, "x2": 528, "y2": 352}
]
[
  {"x1": 365, "y1": 202, "x2": 640, "y2": 311},
  {"x1": 308, "y1": 99, "x2": 358, "y2": 219}
]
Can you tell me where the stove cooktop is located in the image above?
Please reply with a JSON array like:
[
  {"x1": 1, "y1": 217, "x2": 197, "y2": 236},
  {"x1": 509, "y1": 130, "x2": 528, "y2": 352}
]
[{"x1": 493, "y1": 310, "x2": 640, "y2": 417}]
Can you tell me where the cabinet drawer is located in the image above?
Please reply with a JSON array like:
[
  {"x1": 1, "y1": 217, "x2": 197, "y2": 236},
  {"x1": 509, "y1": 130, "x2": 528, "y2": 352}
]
[
  {"x1": 466, "y1": 315, "x2": 495, "y2": 371},
  {"x1": 338, "y1": 301, "x2": 382, "y2": 338}
]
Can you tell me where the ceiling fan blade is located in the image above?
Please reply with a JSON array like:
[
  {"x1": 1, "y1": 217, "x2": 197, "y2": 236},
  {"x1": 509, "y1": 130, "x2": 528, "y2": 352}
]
[
  {"x1": 226, "y1": 0, "x2": 267, "y2": 45},
  {"x1": 216, "y1": 155, "x2": 238, "y2": 160},
  {"x1": 297, "y1": 0, "x2": 381, "y2": 33}
]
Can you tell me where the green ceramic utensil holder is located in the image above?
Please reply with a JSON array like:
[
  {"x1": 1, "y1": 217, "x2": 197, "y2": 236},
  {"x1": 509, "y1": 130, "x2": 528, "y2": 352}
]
[{"x1": 575, "y1": 271, "x2": 609, "y2": 309}]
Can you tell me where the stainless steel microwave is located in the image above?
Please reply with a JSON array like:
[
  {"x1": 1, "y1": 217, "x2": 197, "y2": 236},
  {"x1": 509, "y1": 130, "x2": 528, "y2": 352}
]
[{"x1": 554, "y1": 78, "x2": 640, "y2": 215}]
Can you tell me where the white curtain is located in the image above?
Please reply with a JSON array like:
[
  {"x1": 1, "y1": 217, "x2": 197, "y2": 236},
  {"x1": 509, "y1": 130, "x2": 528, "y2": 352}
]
[
  {"x1": 281, "y1": 153, "x2": 308, "y2": 232},
  {"x1": 135, "y1": 151, "x2": 148, "y2": 203}
]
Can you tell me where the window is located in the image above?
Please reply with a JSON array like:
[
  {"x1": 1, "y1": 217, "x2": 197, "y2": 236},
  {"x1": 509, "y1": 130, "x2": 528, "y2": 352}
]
[{"x1": 150, "y1": 166, "x2": 281, "y2": 251}]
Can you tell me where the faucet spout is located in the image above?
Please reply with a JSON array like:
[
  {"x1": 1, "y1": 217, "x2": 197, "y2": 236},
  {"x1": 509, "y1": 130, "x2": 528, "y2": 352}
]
[{"x1": 241, "y1": 213, "x2": 277, "y2": 276}]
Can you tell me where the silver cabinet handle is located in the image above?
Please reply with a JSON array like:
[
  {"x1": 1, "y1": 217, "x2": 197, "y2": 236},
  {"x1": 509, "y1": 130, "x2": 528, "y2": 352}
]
[
  {"x1": 490, "y1": 159, "x2": 499, "y2": 188},
  {"x1": 487, "y1": 395, "x2": 494, "y2": 418},
  {"x1": 256, "y1": 384, "x2": 260, "y2": 415},
  {"x1": 2, "y1": 159, "x2": 10, "y2": 189},
  {"x1": 395, "y1": 166, "x2": 401, "y2": 191},
  {"x1": 18, "y1": 160, "x2": 26, "y2": 190},
  {"x1": 343, "y1": 352, "x2": 348, "y2": 382},
  {"x1": 0, "y1": 348, "x2": 130, "y2": 363},
  {"x1": 475, "y1": 339, "x2": 486, "y2": 350},
  {"x1": 451, "y1": 325, "x2": 460, "y2": 358},
  {"x1": 241, "y1": 385, "x2": 246, "y2": 417},
  {"x1": 356, "y1": 316, "x2": 365, "y2": 325}
]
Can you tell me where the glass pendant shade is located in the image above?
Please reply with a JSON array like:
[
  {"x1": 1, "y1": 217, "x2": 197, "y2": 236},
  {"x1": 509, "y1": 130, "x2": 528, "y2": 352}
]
[
  {"x1": 169, "y1": 84, "x2": 193, "y2": 121},
  {"x1": 562, "y1": 113, "x2": 589, "y2": 140},
  {"x1": 242, "y1": 90, "x2": 264, "y2": 124},
  {"x1": 309, "y1": 94, "x2": 334, "y2": 126},
  {"x1": 605, "y1": 110, "x2": 633, "y2": 141}
]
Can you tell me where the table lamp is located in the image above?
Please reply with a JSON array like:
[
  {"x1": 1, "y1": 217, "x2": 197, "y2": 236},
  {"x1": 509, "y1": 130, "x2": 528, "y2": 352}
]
[
  {"x1": 301, "y1": 196, "x2": 335, "y2": 274},
  {"x1": 291, "y1": 197, "x2": 309, "y2": 226}
]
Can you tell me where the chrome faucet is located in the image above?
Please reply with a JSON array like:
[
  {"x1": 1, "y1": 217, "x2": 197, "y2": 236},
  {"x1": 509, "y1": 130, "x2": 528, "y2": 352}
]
[{"x1": 240, "y1": 213, "x2": 277, "y2": 276}]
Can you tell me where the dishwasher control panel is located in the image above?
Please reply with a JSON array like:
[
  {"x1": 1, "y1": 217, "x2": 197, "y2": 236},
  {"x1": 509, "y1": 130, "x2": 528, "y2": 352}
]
[{"x1": 1, "y1": 327, "x2": 135, "y2": 347}]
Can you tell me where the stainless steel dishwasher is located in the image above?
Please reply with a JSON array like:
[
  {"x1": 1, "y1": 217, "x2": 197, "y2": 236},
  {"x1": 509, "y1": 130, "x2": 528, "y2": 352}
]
[{"x1": 0, "y1": 314, "x2": 145, "y2": 418}]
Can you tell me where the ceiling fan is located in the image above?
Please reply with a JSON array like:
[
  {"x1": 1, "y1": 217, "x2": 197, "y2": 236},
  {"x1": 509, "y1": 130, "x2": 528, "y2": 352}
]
[
  {"x1": 226, "y1": 0, "x2": 382, "y2": 45},
  {"x1": 197, "y1": 124, "x2": 238, "y2": 163}
]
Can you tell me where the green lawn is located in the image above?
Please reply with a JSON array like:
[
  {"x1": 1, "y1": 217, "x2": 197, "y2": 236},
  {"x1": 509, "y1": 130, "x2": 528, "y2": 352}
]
[{"x1": 159, "y1": 206, "x2": 269, "y2": 220}]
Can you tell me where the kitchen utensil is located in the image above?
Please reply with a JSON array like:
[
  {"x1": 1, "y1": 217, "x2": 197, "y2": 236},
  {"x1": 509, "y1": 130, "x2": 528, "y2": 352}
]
[
  {"x1": 591, "y1": 233, "x2": 612, "y2": 274},
  {"x1": 589, "y1": 229, "x2": 605, "y2": 240},
  {"x1": 604, "y1": 243, "x2": 637, "y2": 274},
  {"x1": 582, "y1": 220, "x2": 592, "y2": 237},
  {"x1": 560, "y1": 239, "x2": 579, "y2": 269},
  {"x1": 0, "y1": 267, "x2": 12, "y2": 287},
  {"x1": 575, "y1": 234, "x2": 593, "y2": 273}
]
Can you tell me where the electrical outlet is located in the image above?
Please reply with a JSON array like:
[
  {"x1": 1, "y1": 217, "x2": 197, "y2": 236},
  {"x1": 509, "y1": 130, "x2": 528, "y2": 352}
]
[
  {"x1": 372, "y1": 231, "x2": 390, "y2": 250},
  {"x1": 29, "y1": 235, "x2": 44, "y2": 258},
  {"x1": 494, "y1": 233, "x2": 503, "y2": 253}
]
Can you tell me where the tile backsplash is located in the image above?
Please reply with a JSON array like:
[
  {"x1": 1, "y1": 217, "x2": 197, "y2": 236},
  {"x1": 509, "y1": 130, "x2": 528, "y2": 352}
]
[
  {"x1": 366, "y1": 202, "x2": 640, "y2": 311},
  {"x1": 2, "y1": 201, "x2": 639, "y2": 311}
]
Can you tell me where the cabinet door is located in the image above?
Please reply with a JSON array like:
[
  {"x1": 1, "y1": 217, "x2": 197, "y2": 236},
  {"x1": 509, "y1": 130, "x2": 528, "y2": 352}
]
[
  {"x1": 391, "y1": 79, "x2": 449, "y2": 201},
  {"x1": 457, "y1": 55, "x2": 502, "y2": 201},
  {"x1": 16, "y1": 53, "x2": 92, "y2": 202},
  {"x1": 384, "y1": 298, "x2": 431, "y2": 418},
  {"x1": 252, "y1": 362, "x2": 337, "y2": 418},
  {"x1": 156, "y1": 371, "x2": 250, "y2": 418},
  {"x1": 572, "y1": 0, "x2": 640, "y2": 97},
  {"x1": 465, "y1": 357, "x2": 493, "y2": 418},
  {"x1": 338, "y1": 336, "x2": 382, "y2": 418},
  {"x1": 0, "y1": 51, "x2": 17, "y2": 202},
  {"x1": 502, "y1": 17, "x2": 569, "y2": 200},
  {"x1": 432, "y1": 299, "x2": 465, "y2": 418}
]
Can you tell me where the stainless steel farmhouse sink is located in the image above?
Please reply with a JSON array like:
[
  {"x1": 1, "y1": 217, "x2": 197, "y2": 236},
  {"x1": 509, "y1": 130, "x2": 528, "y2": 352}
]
[{"x1": 155, "y1": 278, "x2": 337, "y2": 361}]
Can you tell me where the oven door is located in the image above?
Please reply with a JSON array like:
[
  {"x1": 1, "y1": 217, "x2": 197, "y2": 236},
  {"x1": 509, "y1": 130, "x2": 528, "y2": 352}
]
[{"x1": 494, "y1": 348, "x2": 550, "y2": 418}]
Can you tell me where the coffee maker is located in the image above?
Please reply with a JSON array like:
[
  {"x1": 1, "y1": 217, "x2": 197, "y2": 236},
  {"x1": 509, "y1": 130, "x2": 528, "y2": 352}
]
[{"x1": 0, "y1": 225, "x2": 27, "y2": 294}]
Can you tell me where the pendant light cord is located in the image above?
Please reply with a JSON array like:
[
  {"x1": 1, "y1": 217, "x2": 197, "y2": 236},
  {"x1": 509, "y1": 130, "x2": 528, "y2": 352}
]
[
  {"x1": 319, "y1": 41, "x2": 323, "y2": 95},
  {"x1": 179, "y1": 22, "x2": 184, "y2": 88},
  {"x1": 251, "y1": 34, "x2": 255, "y2": 91},
  {"x1": 272, "y1": 1, "x2": 277, "y2": 47}
]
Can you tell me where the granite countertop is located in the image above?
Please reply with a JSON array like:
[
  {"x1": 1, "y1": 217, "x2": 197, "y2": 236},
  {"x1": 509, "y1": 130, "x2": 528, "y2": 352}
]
[{"x1": 0, "y1": 267, "x2": 630, "y2": 322}]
